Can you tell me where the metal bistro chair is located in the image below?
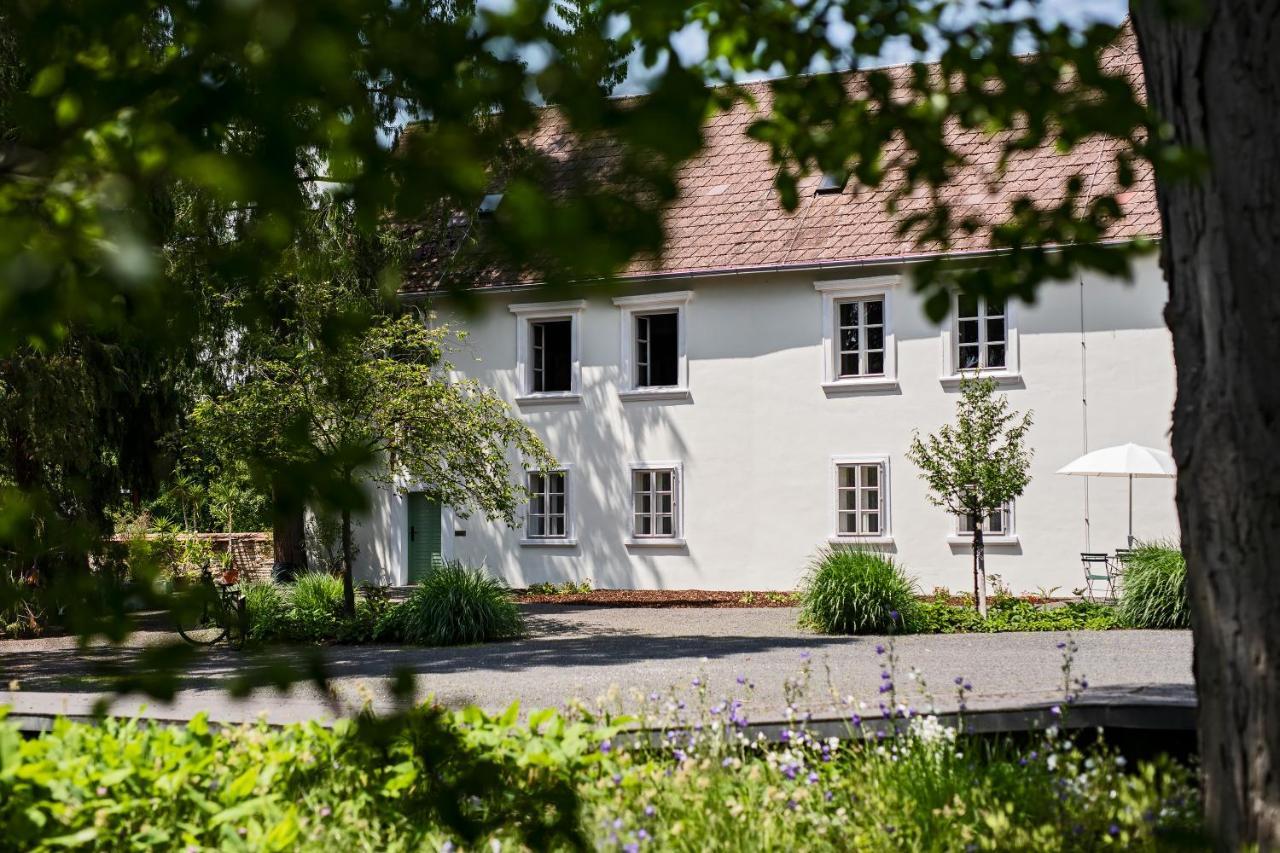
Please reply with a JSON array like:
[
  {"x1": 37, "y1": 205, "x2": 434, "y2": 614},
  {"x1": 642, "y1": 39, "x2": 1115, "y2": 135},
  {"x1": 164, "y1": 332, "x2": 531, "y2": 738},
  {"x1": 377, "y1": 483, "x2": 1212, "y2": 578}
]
[{"x1": 1081, "y1": 552, "x2": 1117, "y2": 602}]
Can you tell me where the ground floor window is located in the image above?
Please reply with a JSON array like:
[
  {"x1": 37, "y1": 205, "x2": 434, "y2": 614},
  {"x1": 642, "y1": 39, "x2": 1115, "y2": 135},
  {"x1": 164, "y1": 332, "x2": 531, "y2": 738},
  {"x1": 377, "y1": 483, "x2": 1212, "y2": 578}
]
[
  {"x1": 632, "y1": 466, "x2": 679, "y2": 538},
  {"x1": 956, "y1": 501, "x2": 1013, "y2": 536},
  {"x1": 835, "y1": 460, "x2": 887, "y2": 537},
  {"x1": 527, "y1": 470, "x2": 568, "y2": 538}
]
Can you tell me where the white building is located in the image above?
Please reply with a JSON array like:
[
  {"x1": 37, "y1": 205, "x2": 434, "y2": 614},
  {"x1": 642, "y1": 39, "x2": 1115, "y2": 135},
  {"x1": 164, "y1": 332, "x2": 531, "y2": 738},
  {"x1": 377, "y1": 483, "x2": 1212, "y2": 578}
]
[{"x1": 353, "y1": 36, "x2": 1178, "y2": 594}]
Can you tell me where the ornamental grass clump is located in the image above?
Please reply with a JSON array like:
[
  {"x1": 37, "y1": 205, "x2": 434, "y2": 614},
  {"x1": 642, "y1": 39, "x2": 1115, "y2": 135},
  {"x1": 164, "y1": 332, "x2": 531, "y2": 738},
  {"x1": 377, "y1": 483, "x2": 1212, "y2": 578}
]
[
  {"x1": 799, "y1": 547, "x2": 919, "y2": 634},
  {"x1": 397, "y1": 561, "x2": 524, "y2": 645},
  {"x1": 1118, "y1": 540, "x2": 1190, "y2": 629}
]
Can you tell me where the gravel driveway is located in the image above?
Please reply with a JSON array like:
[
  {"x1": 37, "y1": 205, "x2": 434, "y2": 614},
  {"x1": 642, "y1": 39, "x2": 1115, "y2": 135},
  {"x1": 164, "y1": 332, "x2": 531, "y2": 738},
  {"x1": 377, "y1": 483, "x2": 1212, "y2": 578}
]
[{"x1": 0, "y1": 606, "x2": 1194, "y2": 726}]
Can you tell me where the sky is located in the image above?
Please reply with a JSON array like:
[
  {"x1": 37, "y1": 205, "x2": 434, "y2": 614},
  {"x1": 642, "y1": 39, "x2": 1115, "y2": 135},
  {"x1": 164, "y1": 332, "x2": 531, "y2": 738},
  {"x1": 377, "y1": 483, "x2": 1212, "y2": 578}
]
[{"x1": 612, "y1": 0, "x2": 1131, "y2": 95}]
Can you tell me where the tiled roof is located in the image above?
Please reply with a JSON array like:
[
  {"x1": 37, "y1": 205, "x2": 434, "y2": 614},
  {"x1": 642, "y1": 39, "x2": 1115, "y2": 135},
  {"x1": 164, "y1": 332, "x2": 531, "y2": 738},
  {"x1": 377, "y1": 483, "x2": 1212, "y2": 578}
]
[{"x1": 403, "y1": 28, "x2": 1157, "y2": 293}]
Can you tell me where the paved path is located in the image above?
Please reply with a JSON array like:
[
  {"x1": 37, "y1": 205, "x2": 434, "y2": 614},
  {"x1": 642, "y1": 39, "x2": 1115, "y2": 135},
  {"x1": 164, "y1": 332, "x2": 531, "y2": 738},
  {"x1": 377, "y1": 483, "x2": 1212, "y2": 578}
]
[{"x1": 0, "y1": 607, "x2": 1194, "y2": 727}]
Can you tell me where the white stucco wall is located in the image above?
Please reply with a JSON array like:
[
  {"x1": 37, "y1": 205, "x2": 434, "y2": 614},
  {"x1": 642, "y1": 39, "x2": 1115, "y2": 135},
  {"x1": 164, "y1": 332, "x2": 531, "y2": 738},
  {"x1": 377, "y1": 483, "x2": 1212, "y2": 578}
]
[{"x1": 353, "y1": 256, "x2": 1177, "y2": 595}]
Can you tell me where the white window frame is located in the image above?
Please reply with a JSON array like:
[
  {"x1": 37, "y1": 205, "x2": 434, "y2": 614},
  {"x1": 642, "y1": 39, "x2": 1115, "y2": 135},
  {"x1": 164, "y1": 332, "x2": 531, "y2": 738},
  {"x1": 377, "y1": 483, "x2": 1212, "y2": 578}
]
[
  {"x1": 829, "y1": 455, "x2": 893, "y2": 545},
  {"x1": 948, "y1": 500, "x2": 1018, "y2": 545},
  {"x1": 612, "y1": 291, "x2": 693, "y2": 401},
  {"x1": 816, "y1": 277, "x2": 899, "y2": 393},
  {"x1": 940, "y1": 293, "x2": 1020, "y2": 388},
  {"x1": 509, "y1": 300, "x2": 585, "y2": 404},
  {"x1": 520, "y1": 465, "x2": 577, "y2": 547},
  {"x1": 626, "y1": 461, "x2": 685, "y2": 546}
]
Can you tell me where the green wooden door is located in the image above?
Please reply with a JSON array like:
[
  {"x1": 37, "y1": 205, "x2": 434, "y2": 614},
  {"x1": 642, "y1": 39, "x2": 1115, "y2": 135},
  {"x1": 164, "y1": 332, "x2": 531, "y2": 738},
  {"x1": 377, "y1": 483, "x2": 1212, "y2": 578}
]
[{"x1": 406, "y1": 493, "x2": 442, "y2": 583}]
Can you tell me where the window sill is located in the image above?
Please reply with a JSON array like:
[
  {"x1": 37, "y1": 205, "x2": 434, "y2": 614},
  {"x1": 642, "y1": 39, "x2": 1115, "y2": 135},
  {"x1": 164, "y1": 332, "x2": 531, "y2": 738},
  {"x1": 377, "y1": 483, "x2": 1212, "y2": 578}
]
[
  {"x1": 618, "y1": 388, "x2": 691, "y2": 402},
  {"x1": 939, "y1": 372, "x2": 1022, "y2": 391},
  {"x1": 822, "y1": 378, "x2": 900, "y2": 395},
  {"x1": 515, "y1": 392, "x2": 583, "y2": 406},
  {"x1": 827, "y1": 536, "x2": 894, "y2": 547},
  {"x1": 946, "y1": 534, "x2": 1020, "y2": 546},
  {"x1": 519, "y1": 537, "x2": 579, "y2": 548},
  {"x1": 625, "y1": 537, "x2": 687, "y2": 548}
]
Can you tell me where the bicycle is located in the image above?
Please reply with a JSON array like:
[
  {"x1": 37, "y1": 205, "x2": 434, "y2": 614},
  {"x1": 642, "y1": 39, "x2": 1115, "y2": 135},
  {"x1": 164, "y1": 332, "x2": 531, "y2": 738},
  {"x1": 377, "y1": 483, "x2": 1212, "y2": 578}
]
[{"x1": 174, "y1": 563, "x2": 247, "y2": 648}]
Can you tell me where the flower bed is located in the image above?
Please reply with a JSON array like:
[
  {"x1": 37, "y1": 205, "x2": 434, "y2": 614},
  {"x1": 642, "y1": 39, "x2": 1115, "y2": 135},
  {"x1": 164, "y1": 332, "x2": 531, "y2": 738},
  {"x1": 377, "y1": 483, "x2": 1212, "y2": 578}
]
[
  {"x1": 1, "y1": 650, "x2": 1202, "y2": 852},
  {"x1": 515, "y1": 588, "x2": 800, "y2": 608}
]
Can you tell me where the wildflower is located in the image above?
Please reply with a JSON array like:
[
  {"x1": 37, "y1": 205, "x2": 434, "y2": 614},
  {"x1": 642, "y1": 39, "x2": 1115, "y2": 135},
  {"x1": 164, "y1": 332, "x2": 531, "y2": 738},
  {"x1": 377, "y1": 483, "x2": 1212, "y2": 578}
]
[
  {"x1": 800, "y1": 651, "x2": 811, "y2": 660},
  {"x1": 613, "y1": 817, "x2": 624, "y2": 829},
  {"x1": 1049, "y1": 705, "x2": 1062, "y2": 717},
  {"x1": 319, "y1": 806, "x2": 331, "y2": 818},
  {"x1": 954, "y1": 676, "x2": 964, "y2": 686},
  {"x1": 624, "y1": 844, "x2": 640, "y2": 853},
  {"x1": 964, "y1": 682, "x2": 973, "y2": 692},
  {"x1": 737, "y1": 675, "x2": 747, "y2": 685},
  {"x1": 824, "y1": 790, "x2": 834, "y2": 802},
  {"x1": 441, "y1": 843, "x2": 455, "y2": 853},
  {"x1": 880, "y1": 671, "x2": 892, "y2": 680},
  {"x1": 1057, "y1": 641, "x2": 1067, "y2": 649},
  {"x1": 786, "y1": 799, "x2": 798, "y2": 811},
  {"x1": 691, "y1": 678, "x2": 701, "y2": 687},
  {"x1": 638, "y1": 829, "x2": 650, "y2": 840},
  {"x1": 875, "y1": 644, "x2": 886, "y2": 655},
  {"x1": 95, "y1": 786, "x2": 107, "y2": 797},
  {"x1": 613, "y1": 773, "x2": 623, "y2": 784},
  {"x1": 722, "y1": 757, "x2": 734, "y2": 767},
  {"x1": 878, "y1": 682, "x2": 893, "y2": 694},
  {"x1": 644, "y1": 805, "x2": 656, "y2": 817},
  {"x1": 1047, "y1": 754, "x2": 1059, "y2": 771},
  {"x1": 889, "y1": 610, "x2": 900, "y2": 622},
  {"x1": 1115, "y1": 756, "x2": 1127, "y2": 768},
  {"x1": 1108, "y1": 824, "x2": 1120, "y2": 837},
  {"x1": 600, "y1": 739, "x2": 612, "y2": 754},
  {"x1": 807, "y1": 771, "x2": 819, "y2": 785}
]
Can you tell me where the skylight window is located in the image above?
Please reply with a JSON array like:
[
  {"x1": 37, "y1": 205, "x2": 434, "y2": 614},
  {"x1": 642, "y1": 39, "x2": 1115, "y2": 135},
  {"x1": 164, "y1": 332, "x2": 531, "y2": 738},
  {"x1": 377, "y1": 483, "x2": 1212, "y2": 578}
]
[
  {"x1": 478, "y1": 192, "x2": 504, "y2": 217},
  {"x1": 815, "y1": 172, "x2": 847, "y2": 194}
]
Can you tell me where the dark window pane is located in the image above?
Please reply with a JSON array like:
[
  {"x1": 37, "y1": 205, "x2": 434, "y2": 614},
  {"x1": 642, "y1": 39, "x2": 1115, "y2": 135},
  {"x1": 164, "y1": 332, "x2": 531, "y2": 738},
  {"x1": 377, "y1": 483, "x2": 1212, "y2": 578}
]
[
  {"x1": 840, "y1": 327, "x2": 858, "y2": 351},
  {"x1": 840, "y1": 353, "x2": 859, "y2": 376},
  {"x1": 986, "y1": 298, "x2": 1005, "y2": 317},
  {"x1": 533, "y1": 319, "x2": 572, "y2": 392},
  {"x1": 986, "y1": 318, "x2": 1005, "y2": 343},
  {"x1": 987, "y1": 344, "x2": 1006, "y2": 368},
  {"x1": 865, "y1": 299, "x2": 883, "y2": 325},
  {"x1": 866, "y1": 513, "x2": 880, "y2": 534},
  {"x1": 958, "y1": 294, "x2": 979, "y2": 319},
  {"x1": 839, "y1": 302, "x2": 858, "y2": 327},
  {"x1": 959, "y1": 345, "x2": 980, "y2": 369},
  {"x1": 863, "y1": 465, "x2": 878, "y2": 487},
  {"x1": 639, "y1": 312, "x2": 678, "y2": 386},
  {"x1": 866, "y1": 352, "x2": 884, "y2": 375},
  {"x1": 867, "y1": 327, "x2": 883, "y2": 350},
  {"x1": 958, "y1": 319, "x2": 979, "y2": 345}
]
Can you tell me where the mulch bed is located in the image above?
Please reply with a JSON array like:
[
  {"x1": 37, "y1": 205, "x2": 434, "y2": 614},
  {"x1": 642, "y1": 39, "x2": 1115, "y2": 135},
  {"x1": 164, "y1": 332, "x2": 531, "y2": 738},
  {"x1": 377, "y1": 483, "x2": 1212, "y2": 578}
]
[{"x1": 514, "y1": 589, "x2": 800, "y2": 608}]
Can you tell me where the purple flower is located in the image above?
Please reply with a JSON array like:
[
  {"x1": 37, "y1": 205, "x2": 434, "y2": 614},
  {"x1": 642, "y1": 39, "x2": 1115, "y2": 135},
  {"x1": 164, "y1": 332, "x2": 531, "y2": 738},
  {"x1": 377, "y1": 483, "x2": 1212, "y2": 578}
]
[
  {"x1": 442, "y1": 843, "x2": 455, "y2": 853},
  {"x1": 612, "y1": 773, "x2": 623, "y2": 784},
  {"x1": 624, "y1": 844, "x2": 640, "y2": 853},
  {"x1": 824, "y1": 790, "x2": 834, "y2": 802},
  {"x1": 600, "y1": 739, "x2": 612, "y2": 753},
  {"x1": 878, "y1": 683, "x2": 893, "y2": 694},
  {"x1": 800, "y1": 651, "x2": 811, "y2": 661},
  {"x1": 875, "y1": 644, "x2": 886, "y2": 655},
  {"x1": 644, "y1": 805, "x2": 656, "y2": 817},
  {"x1": 319, "y1": 806, "x2": 331, "y2": 818},
  {"x1": 736, "y1": 675, "x2": 747, "y2": 685},
  {"x1": 964, "y1": 682, "x2": 973, "y2": 691},
  {"x1": 786, "y1": 799, "x2": 798, "y2": 811},
  {"x1": 881, "y1": 671, "x2": 891, "y2": 680},
  {"x1": 1050, "y1": 705, "x2": 1062, "y2": 717},
  {"x1": 954, "y1": 676, "x2": 964, "y2": 686},
  {"x1": 1109, "y1": 824, "x2": 1120, "y2": 837},
  {"x1": 96, "y1": 786, "x2": 107, "y2": 797},
  {"x1": 889, "y1": 610, "x2": 900, "y2": 622},
  {"x1": 1056, "y1": 641, "x2": 1067, "y2": 649},
  {"x1": 779, "y1": 730, "x2": 791, "y2": 743},
  {"x1": 691, "y1": 677, "x2": 701, "y2": 687},
  {"x1": 850, "y1": 713, "x2": 861, "y2": 726},
  {"x1": 807, "y1": 771, "x2": 819, "y2": 784},
  {"x1": 722, "y1": 757, "x2": 734, "y2": 767},
  {"x1": 1080, "y1": 679, "x2": 1089, "y2": 690},
  {"x1": 638, "y1": 829, "x2": 650, "y2": 840},
  {"x1": 613, "y1": 817, "x2": 624, "y2": 829}
]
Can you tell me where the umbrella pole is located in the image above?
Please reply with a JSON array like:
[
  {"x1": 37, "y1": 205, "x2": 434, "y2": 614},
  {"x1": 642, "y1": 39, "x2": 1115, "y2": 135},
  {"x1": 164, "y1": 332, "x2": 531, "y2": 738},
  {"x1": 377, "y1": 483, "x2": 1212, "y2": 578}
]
[{"x1": 1128, "y1": 474, "x2": 1134, "y2": 547}]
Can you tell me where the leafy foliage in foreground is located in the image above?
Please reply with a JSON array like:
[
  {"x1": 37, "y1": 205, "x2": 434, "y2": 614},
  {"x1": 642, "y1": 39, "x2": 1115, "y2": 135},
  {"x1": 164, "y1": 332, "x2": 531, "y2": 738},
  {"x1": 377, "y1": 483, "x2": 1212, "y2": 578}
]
[
  {"x1": 799, "y1": 548, "x2": 919, "y2": 634},
  {"x1": 0, "y1": 684, "x2": 1201, "y2": 852},
  {"x1": 1118, "y1": 542, "x2": 1190, "y2": 629},
  {"x1": 915, "y1": 596, "x2": 1121, "y2": 634},
  {"x1": 394, "y1": 562, "x2": 525, "y2": 646}
]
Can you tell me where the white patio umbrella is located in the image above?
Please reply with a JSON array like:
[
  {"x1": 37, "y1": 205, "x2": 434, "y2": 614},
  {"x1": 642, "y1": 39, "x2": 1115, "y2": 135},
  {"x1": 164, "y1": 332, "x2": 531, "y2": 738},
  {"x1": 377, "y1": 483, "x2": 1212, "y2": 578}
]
[{"x1": 1056, "y1": 443, "x2": 1176, "y2": 546}]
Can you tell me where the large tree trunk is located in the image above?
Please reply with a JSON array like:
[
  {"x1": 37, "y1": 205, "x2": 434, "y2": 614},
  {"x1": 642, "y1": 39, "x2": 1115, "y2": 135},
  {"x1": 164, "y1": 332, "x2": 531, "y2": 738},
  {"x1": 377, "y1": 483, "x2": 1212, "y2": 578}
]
[
  {"x1": 271, "y1": 477, "x2": 307, "y2": 583},
  {"x1": 1132, "y1": 6, "x2": 1280, "y2": 848},
  {"x1": 340, "y1": 506, "x2": 356, "y2": 617}
]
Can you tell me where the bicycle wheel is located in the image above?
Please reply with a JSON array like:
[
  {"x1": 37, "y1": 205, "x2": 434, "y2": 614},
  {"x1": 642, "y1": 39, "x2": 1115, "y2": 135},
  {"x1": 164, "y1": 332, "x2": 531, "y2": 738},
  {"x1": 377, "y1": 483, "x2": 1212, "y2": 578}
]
[
  {"x1": 223, "y1": 594, "x2": 247, "y2": 650},
  {"x1": 175, "y1": 587, "x2": 230, "y2": 646}
]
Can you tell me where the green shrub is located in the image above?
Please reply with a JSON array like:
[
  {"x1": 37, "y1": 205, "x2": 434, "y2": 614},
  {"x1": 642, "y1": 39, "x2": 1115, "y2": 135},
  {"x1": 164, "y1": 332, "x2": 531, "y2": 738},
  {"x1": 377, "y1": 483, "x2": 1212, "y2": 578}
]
[
  {"x1": 243, "y1": 580, "x2": 288, "y2": 640},
  {"x1": 1118, "y1": 541, "x2": 1190, "y2": 629},
  {"x1": 289, "y1": 571, "x2": 344, "y2": 637},
  {"x1": 916, "y1": 598, "x2": 1120, "y2": 634},
  {"x1": 799, "y1": 547, "x2": 919, "y2": 634},
  {"x1": 397, "y1": 561, "x2": 524, "y2": 645}
]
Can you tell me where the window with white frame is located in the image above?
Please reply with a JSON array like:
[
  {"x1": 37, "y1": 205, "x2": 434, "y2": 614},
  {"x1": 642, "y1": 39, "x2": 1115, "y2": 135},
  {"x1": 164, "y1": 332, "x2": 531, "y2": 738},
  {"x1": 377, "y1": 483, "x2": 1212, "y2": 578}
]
[
  {"x1": 956, "y1": 501, "x2": 1013, "y2": 537},
  {"x1": 836, "y1": 297, "x2": 886, "y2": 378},
  {"x1": 955, "y1": 295, "x2": 1006, "y2": 371},
  {"x1": 613, "y1": 292, "x2": 692, "y2": 399},
  {"x1": 834, "y1": 458, "x2": 889, "y2": 538},
  {"x1": 509, "y1": 300, "x2": 584, "y2": 401},
  {"x1": 815, "y1": 277, "x2": 898, "y2": 390},
  {"x1": 630, "y1": 465, "x2": 681, "y2": 539},
  {"x1": 526, "y1": 470, "x2": 569, "y2": 539}
]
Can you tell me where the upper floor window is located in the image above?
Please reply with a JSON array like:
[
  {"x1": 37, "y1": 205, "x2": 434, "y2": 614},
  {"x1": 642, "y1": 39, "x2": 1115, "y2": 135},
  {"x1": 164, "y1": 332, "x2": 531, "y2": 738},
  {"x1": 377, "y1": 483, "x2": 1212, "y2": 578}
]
[
  {"x1": 956, "y1": 295, "x2": 1006, "y2": 371},
  {"x1": 941, "y1": 292, "x2": 1019, "y2": 387},
  {"x1": 815, "y1": 277, "x2": 899, "y2": 393},
  {"x1": 509, "y1": 300, "x2": 585, "y2": 404},
  {"x1": 613, "y1": 292, "x2": 693, "y2": 400},
  {"x1": 627, "y1": 461, "x2": 685, "y2": 545},
  {"x1": 831, "y1": 455, "x2": 892, "y2": 542}
]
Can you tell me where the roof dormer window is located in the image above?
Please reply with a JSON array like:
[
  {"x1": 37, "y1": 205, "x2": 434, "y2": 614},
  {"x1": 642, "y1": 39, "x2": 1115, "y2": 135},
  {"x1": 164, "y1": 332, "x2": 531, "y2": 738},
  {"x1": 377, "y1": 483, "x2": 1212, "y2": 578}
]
[{"x1": 815, "y1": 172, "x2": 847, "y2": 194}]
